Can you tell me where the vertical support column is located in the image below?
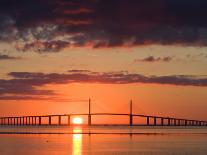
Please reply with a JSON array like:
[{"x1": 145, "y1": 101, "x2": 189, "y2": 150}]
[
  {"x1": 17, "y1": 117, "x2": 19, "y2": 126},
  {"x1": 14, "y1": 117, "x2": 16, "y2": 125},
  {"x1": 147, "y1": 117, "x2": 150, "y2": 126},
  {"x1": 35, "y1": 117, "x2": 37, "y2": 125},
  {"x1": 58, "y1": 116, "x2": 61, "y2": 125},
  {"x1": 154, "y1": 117, "x2": 157, "y2": 126},
  {"x1": 88, "y1": 98, "x2": 91, "y2": 126},
  {"x1": 68, "y1": 115, "x2": 70, "y2": 125},
  {"x1": 31, "y1": 117, "x2": 34, "y2": 125},
  {"x1": 39, "y1": 116, "x2": 41, "y2": 125},
  {"x1": 19, "y1": 117, "x2": 22, "y2": 126},
  {"x1": 161, "y1": 118, "x2": 164, "y2": 126},
  {"x1": 129, "y1": 100, "x2": 133, "y2": 126},
  {"x1": 22, "y1": 117, "x2": 24, "y2": 125},
  {"x1": 7, "y1": 118, "x2": 9, "y2": 125},
  {"x1": 49, "y1": 116, "x2": 52, "y2": 125},
  {"x1": 185, "y1": 120, "x2": 187, "y2": 126},
  {"x1": 29, "y1": 117, "x2": 31, "y2": 125},
  {"x1": 26, "y1": 117, "x2": 27, "y2": 125},
  {"x1": 14, "y1": 117, "x2": 17, "y2": 125},
  {"x1": 168, "y1": 118, "x2": 171, "y2": 126},
  {"x1": 26, "y1": 117, "x2": 28, "y2": 125}
]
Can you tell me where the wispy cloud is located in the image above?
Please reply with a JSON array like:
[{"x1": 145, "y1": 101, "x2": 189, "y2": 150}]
[
  {"x1": 0, "y1": 54, "x2": 21, "y2": 60},
  {"x1": 134, "y1": 56, "x2": 173, "y2": 63}
]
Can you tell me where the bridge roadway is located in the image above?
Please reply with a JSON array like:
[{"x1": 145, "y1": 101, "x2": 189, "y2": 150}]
[{"x1": 0, "y1": 113, "x2": 206, "y2": 126}]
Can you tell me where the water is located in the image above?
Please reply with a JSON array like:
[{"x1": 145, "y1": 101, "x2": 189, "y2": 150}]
[{"x1": 0, "y1": 126, "x2": 207, "y2": 155}]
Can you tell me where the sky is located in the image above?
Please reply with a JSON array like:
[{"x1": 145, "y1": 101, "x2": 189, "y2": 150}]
[{"x1": 0, "y1": 0, "x2": 207, "y2": 121}]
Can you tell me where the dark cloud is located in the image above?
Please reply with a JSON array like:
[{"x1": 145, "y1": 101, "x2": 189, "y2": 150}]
[
  {"x1": 1, "y1": 70, "x2": 207, "y2": 100},
  {"x1": 0, "y1": 54, "x2": 21, "y2": 60},
  {"x1": 0, "y1": 95, "x2": 51, "y2": 101},
  {"x1": 0, "y1": 78, "x2": 54, "y2": 95},
  {"x1": 20, "y1": 40, "x2": 70, "y2": 52},
  {"x1": 135, "y1": 56, "x2": 173, "y2": 63},
  {"x1": 1, "y1": 0, "x2": 207, "y2": 52},
  {"x1": 7, "y1": 70, "x2": 207, "y2": 87}
]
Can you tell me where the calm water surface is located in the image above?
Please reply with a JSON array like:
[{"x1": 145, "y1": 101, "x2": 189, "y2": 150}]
[{"x1": 0, "y1": 126, "x2": 207, "y2": 155}]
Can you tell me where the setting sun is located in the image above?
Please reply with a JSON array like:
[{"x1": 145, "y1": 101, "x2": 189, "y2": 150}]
[{"x1": 72, "y1": 117, "x2": 83, "y2": 125}]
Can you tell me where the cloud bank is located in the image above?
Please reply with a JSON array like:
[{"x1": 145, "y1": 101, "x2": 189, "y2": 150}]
[
  {"x1": 0, "y1": 70, "x2": 207, "y2": 100},
  {"x1": 1, "y1": 0, "x2": 207, "y2": 52}
]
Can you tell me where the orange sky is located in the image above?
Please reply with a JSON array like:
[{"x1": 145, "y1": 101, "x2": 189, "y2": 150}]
[
  {"x1": 0, "y1": 82, "x2": 207, "y2": 121},
  {"x1": 0, "y1": 46, "x2": 207, "y2": 121}
]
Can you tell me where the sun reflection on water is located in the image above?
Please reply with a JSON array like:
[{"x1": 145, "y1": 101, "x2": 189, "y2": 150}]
[{"x1": 72, "y1": 127, "x2": 82, "y2": 155}]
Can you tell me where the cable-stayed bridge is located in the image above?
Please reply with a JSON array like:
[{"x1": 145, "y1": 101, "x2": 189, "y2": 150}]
[{"x1": 0, "y1": 99, "x2": 206, "y2": 126}]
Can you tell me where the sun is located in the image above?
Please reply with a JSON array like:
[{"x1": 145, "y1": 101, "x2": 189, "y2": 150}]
[{"x1": 72, "y1": 117, "x2": 83, "y2": 125}]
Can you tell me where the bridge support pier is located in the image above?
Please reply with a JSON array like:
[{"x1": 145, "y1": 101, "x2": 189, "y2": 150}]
[
  {"x1": 167, "y1": 118, "x2": 171, "y2": 126},
  {"x1": 34, "y1": 117, "x2": 36, "y2": 125},
  {"x1": 147, "y1": 117, "x2": 150, "y2": 125},
  {"x1": 161, "y1": 118, "x2": 164, "y2": 126},
  {"x1": 14, "y1": 117, "x2": 16, "y2": 125},
  {"x1": 58, "y1": 116, "x2": 61, "y2": 125},
  {"x1": 154, "y1": 117, "x2": 157, "y2": 126},
  {"x1": 68, "y1": 115, "x2": 70, "y2": 125},
  {"x1": 49, "y1": 116, "x2": 52, "y2": 125},
  {"x1": 39, "y1": 116, "x2": 41, "y2": 125}
]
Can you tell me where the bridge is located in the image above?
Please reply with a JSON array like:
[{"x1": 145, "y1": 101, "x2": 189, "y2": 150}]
[{"x1": 0, "y1": 99, "x2": 206, "y2": 126}]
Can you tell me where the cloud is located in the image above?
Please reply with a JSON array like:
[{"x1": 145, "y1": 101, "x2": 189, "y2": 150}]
[
  {"x1": 1, "y1": 0, "x2": 207, "y2": 52},
  {"x1": 7, "y1": 70, "x2": 207, "y2": 87},
  {"x1": 135, "y1": 56, "x2": 173, "y2": 63},
  {"x1": 0, "y1": 54, "x2": 21, "y2": 60},
  {"x1": 20, "y1": 40, "x2": 70, "y2": 52},
  {"x1": 0, "y1": 78, "x2": 55, "y2": 95},
  {"x1": 1, "y1": 70, "x2": 207, "y2": 100},
  {"x1": 0, "y1": 95, "x2": 51, "y2": 101}
]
